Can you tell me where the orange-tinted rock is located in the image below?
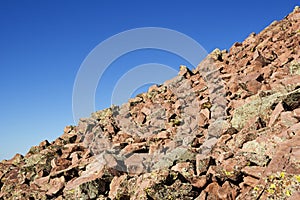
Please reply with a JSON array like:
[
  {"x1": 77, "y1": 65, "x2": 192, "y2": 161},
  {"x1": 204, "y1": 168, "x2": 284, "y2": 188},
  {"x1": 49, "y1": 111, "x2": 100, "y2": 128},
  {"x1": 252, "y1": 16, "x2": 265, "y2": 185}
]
[
  {"x1": 268, "y1": 101, "x2": 284, "y2": 126},
  {"x1": 46, "y1": 176, "x2": 65, "y2": 196},
  {"x1": 241, "y1": 166, "x2": 265, "y2": 179},
  {"x1": 190, "y1": 175, "x2": 207, "y2": 188},
  {"x1": 280, "y1": 111, "x2": 299, "y2": 127}
]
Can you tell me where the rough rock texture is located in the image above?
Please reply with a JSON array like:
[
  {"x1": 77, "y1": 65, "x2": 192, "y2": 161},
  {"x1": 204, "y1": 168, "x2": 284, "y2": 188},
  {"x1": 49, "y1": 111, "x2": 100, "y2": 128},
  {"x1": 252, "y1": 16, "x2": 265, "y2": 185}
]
[{"x1": 1, "y1": 6, "x2": 300, "y2": 200}]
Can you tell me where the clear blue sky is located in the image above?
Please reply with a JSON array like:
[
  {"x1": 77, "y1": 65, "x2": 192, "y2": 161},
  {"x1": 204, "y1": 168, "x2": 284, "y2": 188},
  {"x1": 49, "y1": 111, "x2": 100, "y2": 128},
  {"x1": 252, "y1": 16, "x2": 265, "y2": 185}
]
[{"x1": 0, "y1": 0, "x2": 298, "y2": 160}]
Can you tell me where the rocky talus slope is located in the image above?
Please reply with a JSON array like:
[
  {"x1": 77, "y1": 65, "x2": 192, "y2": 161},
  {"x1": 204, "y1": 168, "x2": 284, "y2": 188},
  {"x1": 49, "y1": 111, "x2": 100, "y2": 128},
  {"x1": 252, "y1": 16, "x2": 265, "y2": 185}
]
[{"x1": 1, "y1": 7, "x2": 300, "y2": 200}]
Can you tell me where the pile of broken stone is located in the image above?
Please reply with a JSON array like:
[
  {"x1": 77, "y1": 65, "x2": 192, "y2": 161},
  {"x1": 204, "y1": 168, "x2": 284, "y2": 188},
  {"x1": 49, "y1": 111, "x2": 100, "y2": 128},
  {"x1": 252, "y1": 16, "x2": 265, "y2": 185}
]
[{"x1": 0, "y1": 6, "x2": 300, "y2": 200}]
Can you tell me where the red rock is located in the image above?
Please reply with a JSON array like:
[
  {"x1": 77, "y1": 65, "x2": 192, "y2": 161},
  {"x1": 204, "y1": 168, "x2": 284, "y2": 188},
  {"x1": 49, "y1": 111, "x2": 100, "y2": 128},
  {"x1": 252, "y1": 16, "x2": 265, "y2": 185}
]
[
  {"x1": 135, "y1": 112, "x2": 146, "y2": 124},
  {"x1": 217, "y1": 134, "x2": 232, "y2": 145},
  {"x1": 288, "y1": 123, "x2": 300, "y2": 136},
  {"x1": 194, "y1": 191, "x2": 206, "y2": 200},
  {"x1": 264, "y1": 134, "x2": 300, "y2": 175},
  {"x1": 124, "y1": 154, "x2": 147, "y2": 175},
  {"x1": 243, "y1": 176, "x2": 259, "y2": 187},
  {"x1": 271, "y1": 71, "x2": 289, "y2": 79},
  {"x1": 190, "y1": 176, "x2": 207, "y2": 189},
  {"x1": 204, "y1": 182, "x2": 221, "y2": 199},
  {"x1": 50, "y1": 158, "x2": 71, "y2": 173},
  {"x1": 141, "y1": 106, "x2": 151, "y2": 116},
  {"x1": 171, "y1": 162, "x2": 194, "y2": 179},
  {"x1": 261, "y1": 83, "x2": 271, "y2": 91},
  {"x1": 196, "y1": 155, "x2": 211, "y2": 175},
  {"x1": 154, "y1": 131, "x2": 170, "y2": 139},
  {"x1": 105, "y1": 123, "x2": 115, "y2": 134},
  {"x1": 246, "y1": 79, "x2": 262, "y2": 94},
  {"x1": 69, "y1": 152, "x2": 79, "y2": 165},
  {"x1": 112, "y1": 131, "x2": 131, "y2": 143},
  {"x1": 120, "y1": 142, "x2": 147, "y2": 156},
  {"x1": 198, "y1": 112, "x2": 209, "y2": 127},
  {"x1": 4, "y1": 153, "x2": 23, "y2": 165},
  {"x1": 148, "y1": 140, "x2": 163, "y2": 155},
  {"x1": 289, "y1": 191, "x2": 300, "y2": 200},
  {"x1": 33, "y1": 176, "x2": 50, "y2": 189},
  {"x1": 64, "y1": 162, "x2": 105, "y2": 191},
  {"x1": 268, "y1": 101, "x2": 284, "y2": 127},
  {"x1": 280, "y1": 111, "x2": 298, "y2": 127},
  {"x1": 200, "y1": 108, "x2": 210, "y2": 119},
  {"x1": 280, "y1": 75, "x2": 300, "y2": 86},
  {"x1": 64, "y1": 126, "x2": 74, "y2": 134},
  {"x1": 102, "y1": 153, "x2": 118, "y2": 169},
  {"x1": 293, "y1": 108, "x2": 300, "y2": 118},
  {"x1": 178, "y1": 65, "x2": 192, "y2": 78},
  {"x1": 241, "y1": 166, "x2": 265, "y2": 179},
  {"x1": 190, "y1": 73, "x2": 201, "y2": 83},
  {"x1": 241, "y1": 71, "x2": 261, "y2": 83},
  {"x1": 108, "y1": 175, "x2": 128, "y2": 199},
  {"x1": 39, "y1": 140, "x2": 50, "y2": 149},
  {"x1": 46, "y1": 176, "x2": 65, "y2": 196},
  {"x1": 277, "y1": 50, "x2": 292, "y2": 66},
  {"x1": 252, "y1": 50, "x2": 268, "y2": 67},
  {"x1": 218, "y1": 181, "x2": 239, "y2": 199}
]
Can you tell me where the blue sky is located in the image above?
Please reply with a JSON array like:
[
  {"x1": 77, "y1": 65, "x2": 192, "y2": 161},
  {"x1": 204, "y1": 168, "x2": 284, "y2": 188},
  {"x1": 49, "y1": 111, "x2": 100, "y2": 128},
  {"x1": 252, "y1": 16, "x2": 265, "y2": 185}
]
[{"x1": 0, "y1": 0, "x2": 298, "y2": 160}]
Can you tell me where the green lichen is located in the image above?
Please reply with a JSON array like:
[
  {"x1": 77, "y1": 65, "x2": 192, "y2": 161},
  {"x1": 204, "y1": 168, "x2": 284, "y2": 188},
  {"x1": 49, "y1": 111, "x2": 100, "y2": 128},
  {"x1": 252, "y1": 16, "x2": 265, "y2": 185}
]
[
  {"x1": 289, "y1": 61, "x2": 300, "y2": 75},
  {"x1": 231, "y1": 88, "x2": 300, "y2": 130}
]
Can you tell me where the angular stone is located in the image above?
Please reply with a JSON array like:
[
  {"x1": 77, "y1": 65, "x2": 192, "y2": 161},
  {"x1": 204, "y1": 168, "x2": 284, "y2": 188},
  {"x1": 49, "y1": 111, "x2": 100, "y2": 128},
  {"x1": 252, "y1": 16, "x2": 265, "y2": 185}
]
[
  {"x1": 243, "y1": 176, "x2": 259, "y2": 187},
  {"x1": 46, "y1": 176, "x2": 65, "y2": 196},
  {"x1": 171, "y1": 162, "x2": 194, "y2": 180},
  {"x1": 108, "y1": 175, "x2": 128, "y2": 199},
  {"x1": 124, "y1": 153, "x2": 147, "y2": 175},
  {"x1": 34, "y1": 176, "x2": 50, "y2": 189},
  {"x1": 120, "y1": 142, "x2": 147, "y2": 156},
  {"x1": 204, "y1": 182, "x2": 221, "y2": 199},
  {"x1": 218, "y1": 181, "x2": 239, "y2": 199},
  {"x1": 280, "y1": 111, "x2": 299, "y2": 127},
  {"x1": 190, "y1": 175, "x2": 207, "y2": 189},
  {"x1": 196, "y1": 155, "x2": 212, "y2": 175},
  {"x1": 241, "y1": 166, "x2": 265, "y2": 179},
  {"x1": 268, "y1": 101, "x2": 284, "y2": 126},
  {"x1": 293, "y1": 108, "x2": 300, "y2": 118}
]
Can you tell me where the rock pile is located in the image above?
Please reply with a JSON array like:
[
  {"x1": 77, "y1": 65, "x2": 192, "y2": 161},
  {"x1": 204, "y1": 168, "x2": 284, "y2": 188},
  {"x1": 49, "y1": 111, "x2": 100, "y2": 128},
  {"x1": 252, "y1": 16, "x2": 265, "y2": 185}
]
[{"x1": 1, "y1": 6, "x2": 300, "y2": 200}]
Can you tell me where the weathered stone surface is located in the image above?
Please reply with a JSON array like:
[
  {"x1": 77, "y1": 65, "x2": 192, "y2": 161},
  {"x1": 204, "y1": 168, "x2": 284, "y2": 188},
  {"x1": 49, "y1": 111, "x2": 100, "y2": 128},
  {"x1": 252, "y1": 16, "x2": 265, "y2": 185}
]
[
  {"x1": 46, "y1": 176, "x2": 65, "y2": 196},
  {"x1": 268, "y1": 101, "x2": 284, "y2": 126},
  {"x1": 196, "y1": 154, "x2": 212, "y2": 175}
]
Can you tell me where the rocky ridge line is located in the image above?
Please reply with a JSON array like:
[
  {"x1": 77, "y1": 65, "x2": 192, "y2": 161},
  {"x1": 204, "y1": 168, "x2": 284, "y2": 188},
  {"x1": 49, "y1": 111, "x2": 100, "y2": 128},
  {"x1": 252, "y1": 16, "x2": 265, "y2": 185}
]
[{"x1": 0, "y1": 6, "x2": 300, "y2": 200}]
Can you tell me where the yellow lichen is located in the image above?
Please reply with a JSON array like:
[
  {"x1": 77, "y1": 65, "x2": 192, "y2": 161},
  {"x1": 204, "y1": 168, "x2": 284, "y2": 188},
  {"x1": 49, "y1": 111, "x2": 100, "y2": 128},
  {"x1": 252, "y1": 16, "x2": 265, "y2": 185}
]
[
  {"x1": 201, "y1": 102, "x2": 212, "y2": 109},
  {"x1": 267, "y1": 188, "x2": 275, "y2": 194},
  {"x1": 280, "y1": 172, "x2": 285, "y2": 179},
  {"x1": 253, "y1": 186, "x2": 259, "y2": 191},
  {"x1": 294, "y1": 175, "x2": 300, "y2": 182},
  {"x1": 270, "y1": 183, "x2": 276, "y2": 189},
  {"x1": 286, "y1": 189, "x2": 292, "y2": 197},
  {"x1": 224, "y1": 170, "x2": 233, "y2": 176}
]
